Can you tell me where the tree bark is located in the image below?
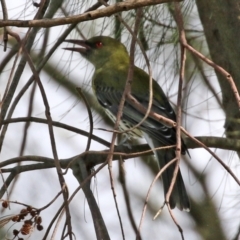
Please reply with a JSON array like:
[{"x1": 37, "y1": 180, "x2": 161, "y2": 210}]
[{"x1": 196, "y1": 0, "x2": 240, "y2": 149}]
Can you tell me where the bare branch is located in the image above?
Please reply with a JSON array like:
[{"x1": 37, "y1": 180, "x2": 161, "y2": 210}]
[{"x1": 0, "y1": 0, "x2": 182, "y2": 28}]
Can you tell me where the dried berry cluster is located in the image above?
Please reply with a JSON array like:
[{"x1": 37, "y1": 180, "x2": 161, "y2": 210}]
[{"x1": 1, "y1": 201, "x2": 44, "y2": 239}]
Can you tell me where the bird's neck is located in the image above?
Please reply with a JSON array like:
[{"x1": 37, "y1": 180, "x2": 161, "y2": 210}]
[{"x1": 94, "y1": 51, "x2": 129, "y2": 70}]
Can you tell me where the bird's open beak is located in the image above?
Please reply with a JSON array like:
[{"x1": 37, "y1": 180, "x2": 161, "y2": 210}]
[{"x1": 63, "y1": 39, "x2": 90, "y2": 54}]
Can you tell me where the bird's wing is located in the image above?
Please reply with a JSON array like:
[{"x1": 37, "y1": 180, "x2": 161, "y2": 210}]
[{"x1": 94, "y1": 83, "x2": 178, "y2": 148}]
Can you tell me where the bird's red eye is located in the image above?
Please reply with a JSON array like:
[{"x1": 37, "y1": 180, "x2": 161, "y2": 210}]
[{"x1": 95, "y1": 41, "x2": 103, "y2": 48}]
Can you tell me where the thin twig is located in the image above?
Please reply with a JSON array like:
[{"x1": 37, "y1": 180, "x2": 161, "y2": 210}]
[
  {"x1": 137, "y1": 158, "x2": 177, "y2": 238},
  {"x1": 164, "y1": 4, "x2": 186, "y2": 239},
  {"x1": 76, "y1": 88, "x2": 93, "y2": 152},
  {"x1": 118, "y1": 157, "x2": 141, "y2": 239},
  {"x1": 98, "y1": 2, "x2": 145, "y2": 239},
  {"x1": 182, "y1": 35, "x2": 240, "y2": 110}
]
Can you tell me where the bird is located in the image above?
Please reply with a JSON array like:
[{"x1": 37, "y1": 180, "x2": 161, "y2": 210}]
[{"x1": 63, "y1": 36, "x2": 190, "y2": 211}]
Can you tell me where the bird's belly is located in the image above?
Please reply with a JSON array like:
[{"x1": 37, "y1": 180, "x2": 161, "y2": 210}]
[{"x1": 104, "y1": 109, "x2": 142, "y2": 139}]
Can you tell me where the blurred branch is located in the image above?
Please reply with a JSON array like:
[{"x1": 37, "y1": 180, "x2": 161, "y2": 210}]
[
  {"x1": 0, "y1": 0, "x2": 8, "y2": 51},
  {"x1": 184, "y1": 157, "x2": 227, "y2": 240},
  {"x1": 3, "y1": 117, "x2": 240, "y2": 151},
  {"x1": 3, "y1": 117, "x2": 111, "y2": 147},
  {"x1": 44, "y1": 0, "x2": 64, "y2": 19},
  {"x1": 72, "y1": 157, "x2": 110, "y2": 240}
]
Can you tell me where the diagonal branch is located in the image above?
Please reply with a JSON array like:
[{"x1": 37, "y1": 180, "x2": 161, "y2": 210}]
[{"x1": 0, "y1": 0, "x2": 182, "y2": 28}]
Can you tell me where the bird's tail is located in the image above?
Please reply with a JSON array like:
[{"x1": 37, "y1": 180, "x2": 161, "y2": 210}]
[
  {"x1": 143, "y1": 133, "x2": 190, "y2": 211},
  {"x1": 156, "y1": 149, "x2": 190, "y2": 211}
]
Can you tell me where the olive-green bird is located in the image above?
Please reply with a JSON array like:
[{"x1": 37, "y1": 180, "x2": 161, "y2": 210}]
[{"x1": 64, "y1": 36, "x2": 190, "y2": 211}]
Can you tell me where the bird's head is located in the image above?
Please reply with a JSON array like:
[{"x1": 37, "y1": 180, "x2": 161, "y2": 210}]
[{"x1": 63, "y1": 36, "x2": 129, "y2": 68}]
